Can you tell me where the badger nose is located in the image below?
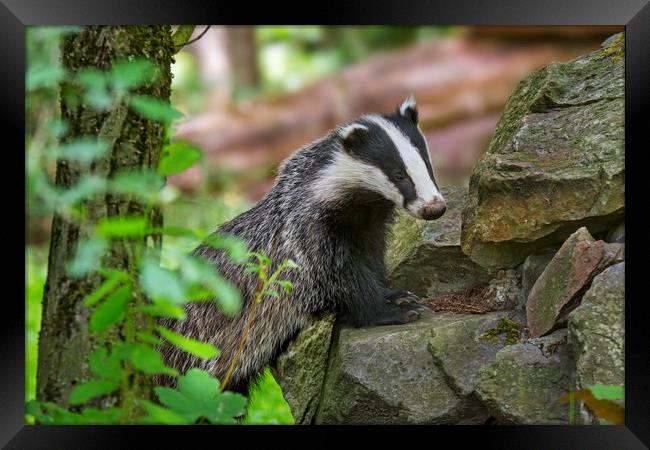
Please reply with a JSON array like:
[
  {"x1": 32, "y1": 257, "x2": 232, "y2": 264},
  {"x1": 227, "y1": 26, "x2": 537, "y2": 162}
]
[{"x1": 419, "y1": 197, "x2": 446, "y2": 220}]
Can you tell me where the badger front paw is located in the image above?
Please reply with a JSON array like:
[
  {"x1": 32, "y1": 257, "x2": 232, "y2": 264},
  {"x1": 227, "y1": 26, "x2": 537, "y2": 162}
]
[
  {"x1": 372, "y1": 304, "x2": 421, "y2": 325},
  {"x1": 384, "y1": 289, "x2": 431, "y2": 314}
]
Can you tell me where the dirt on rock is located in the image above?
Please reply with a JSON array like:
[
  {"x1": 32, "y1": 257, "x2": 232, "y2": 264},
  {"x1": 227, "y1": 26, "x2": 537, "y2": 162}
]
[{"x1": 424, "y1": 282, "x2": 492, "y2": 314}]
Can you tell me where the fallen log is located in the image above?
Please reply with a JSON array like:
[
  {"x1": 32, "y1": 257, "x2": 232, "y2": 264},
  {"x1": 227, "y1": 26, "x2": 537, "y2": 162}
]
[{"x1": 171, "y1": 35, "x2": 605, "y2": 197}]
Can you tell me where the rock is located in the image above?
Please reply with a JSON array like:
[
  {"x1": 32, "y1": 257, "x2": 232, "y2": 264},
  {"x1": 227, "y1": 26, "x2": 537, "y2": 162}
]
[
  {"x1": 605, "y1": 222, "x2": 625, "y2": 243},
  {"x1": 461, "y1": 34, "x2": 625, "y2": 270},
  {"x1": 427, "y1": 312, "x2": 513, "y2": 396},
  {"x1": 474, "y1": 338, "x2": 574, "y2": 424},
  {"x1": 386, "y1": 184, "x2": 490, "y2": 299},
  {"x1": 526, "y1": 328, "x2": 568, "y2": 357},
  {"x1": 273, "y1": 314, "x2": 336, "y2": 424},
  {"x1": 526, "y1": 227, "x2": 624, "y2": 338},
  {"x1": 485, "y1": 269, "x2": 522, "y2": 311},
  {"x1": 520, "y1": 250, "x2": 556, "y2": 309},
  {"x1": 568, "y1": 262, "x2": 624, "y2": 395},
  {"x1": 315, "y1": 314, "x2": 489, "y2": 424}
]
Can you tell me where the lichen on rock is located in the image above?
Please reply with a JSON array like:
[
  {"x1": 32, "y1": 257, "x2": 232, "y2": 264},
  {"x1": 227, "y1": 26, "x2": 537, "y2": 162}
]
[
  {"x1": 526, "y1": 227, "x2": 623, "y2": 338},
  {"x1": 386, "y1": 184, "x2": 490, "y2": 299},
  {"x1": 461, "y1": 33, "x2": 625, "y2": 271},
  {"x1": 474, "y1": 338, "x2": 574, "y2": 424},
  {"x1": 568, "y1": 262, "x2": 624, "y2": 423},
  {"x1": 272, "y1": 314, "x2": 336, "y2": 424}
]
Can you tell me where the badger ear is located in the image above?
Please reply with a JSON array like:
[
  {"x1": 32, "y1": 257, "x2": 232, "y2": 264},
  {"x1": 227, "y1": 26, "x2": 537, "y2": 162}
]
[
  {"x1": 397, "y1": 95, "x2": 418, "y2": 123},
  {"x1": 338, "y1": 123, "x2": 369, "y2": 154}
]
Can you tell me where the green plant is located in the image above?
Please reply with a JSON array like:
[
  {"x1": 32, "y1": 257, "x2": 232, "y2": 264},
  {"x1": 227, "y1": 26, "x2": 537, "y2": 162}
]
[
  {"x1": 220, "y1": 252, "x2": 298, "y2": 391},
  {"x1": 26, "y1": 27, "x2": 297, "y2": 425},
  {"x1": 560, "y1": 384, "x2": 624, "y2": 425}
]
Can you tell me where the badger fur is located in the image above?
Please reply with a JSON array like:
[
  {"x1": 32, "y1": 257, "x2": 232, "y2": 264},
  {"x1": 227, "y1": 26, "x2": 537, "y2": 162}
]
[{"x1": 159, "y1": 96, "x2": 446, "y2": 394}]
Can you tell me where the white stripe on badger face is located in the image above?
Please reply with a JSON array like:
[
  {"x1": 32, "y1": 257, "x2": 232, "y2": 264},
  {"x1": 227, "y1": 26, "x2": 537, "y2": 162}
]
[
  {"x1": 365, "y1": 115, "x2": 442, "y2": 215},
  {"x1": 311, "y1": 149, "x2": 404, "y2": 207}
]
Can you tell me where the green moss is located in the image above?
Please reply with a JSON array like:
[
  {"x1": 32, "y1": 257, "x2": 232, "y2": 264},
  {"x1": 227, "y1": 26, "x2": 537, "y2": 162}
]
[
  {"x1": 385, "y1": 211, "x2": 421, "y2": 274},
  {"x1": 479, "y1": 317, "x2": 521, "y2": 345},
  {"x1": 601, "y1": 33, "x2": 624, "y2": 61}
]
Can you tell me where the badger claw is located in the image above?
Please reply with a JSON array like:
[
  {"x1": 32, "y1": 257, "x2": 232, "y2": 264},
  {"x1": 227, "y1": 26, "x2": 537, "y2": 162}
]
[
  {"x1": 372, "y1": 306, "x2": 422, "y2": 326},
  {"x1": 385, "y1": 289, "x2": 430, "y2": 312}
]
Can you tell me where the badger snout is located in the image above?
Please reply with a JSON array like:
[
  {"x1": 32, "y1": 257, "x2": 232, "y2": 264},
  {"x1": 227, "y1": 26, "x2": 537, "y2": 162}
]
[{"x1": 418, "y1": 196, "x2": 446, "y2": 220}]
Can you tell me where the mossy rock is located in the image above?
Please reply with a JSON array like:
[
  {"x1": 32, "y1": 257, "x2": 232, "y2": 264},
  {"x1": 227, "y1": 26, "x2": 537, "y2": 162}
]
[
  {"x1": 568, "y1": 262, "x2": 624, "y2": 423},
  {"x1": 315, "y1": 314, "x2": 489, "y2": 424},
  {"x1": 427, "y1": 312, "x2": 514, "y2": 397},
  {"x1": 526, "y1": 227, "x2": 624, "y2": 338},
  {"x1": 461, "y1": 33, "x2": 624, "y2": 270},
  {"x1": 387, "y1": 184, "x2": 490, "y2": 299},
  {"x1": 474, "y1": 337, "x2": 574, "y2": 424},
  {"x1": 272, "y1": 314, "x2": 336, "y2": 424}
]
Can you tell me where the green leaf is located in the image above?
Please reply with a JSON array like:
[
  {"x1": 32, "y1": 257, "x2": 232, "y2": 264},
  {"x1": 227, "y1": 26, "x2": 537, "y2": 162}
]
[
  {"x1": 95, "y1": 216, "x2": 148, "y2": 238},
  {"x1": 588, "y1": 385, "x2": 625, "y2": 401},
  {"x1": 57, "y1": 175, "x2": 107, "y2": 206},
  {"x1": 147, "y1": 226, "x2": 198, "y2": 238},
  {"x1": 31, "y1": 26, "x2": 82, "y2": 42},
  {"x1": 140, "y1": 260, "x2": 187, "y2": 304},
  {"x1": 110, "y1": 170, "x2": 164, "y2": 201},
  {"x1": 89, "y1": 346, "x2": 123, "y2": 381},
  {"x1": 47, "y1": 118, "x2": 69, "y2": 138},
  {"x1": 284, "y1": 259, "x2": 299, "y2": 269},
  {"x1": 210, "y1": 392, "x2": 248, "y2": 424},
  {"x1": 129, "y1": 344, "x2": 178, "y2": 376},
  {"x1": 172, "y1": 26, "x2": 196, "y2": 47},
  {"x1": 136, "y1": 331, "x2": 163, "y2": 346},
  {"x1": 137, "y1": 302, "x2": 187, "y2": 320},
  {"x1": 83, "y1": 270, "x2": 129, "y2": 306},
  {"x1": 76, "y1": 68, "x2": 112, "y2": 110},
  {"x1": 89, "y1": 283, "x2": 132, "y2": 332},
  {"x1": 84, "y1": 89, "x2": 113, "y2": 111},
  {"x1": 77, "y1": 407, "x2": 123, "y2": 424},
  {"x1": 49, "y1": 138, "x2": 110, "y2": 163},
  {"x1": 66, "y1": 238, "x2": 108, "y2": 278},
  {"x1": 154, "y1": 368, "x2": 246, "y2": 424},
  {"x1": 158, "y1": 141, "x2": 202, "y2": 176},
  {"x1": 251, "y1": 251, "x2": 271, "y2": 267},
  {"x1": 27, "y1": 65, "x2": 66, "y2": 91},
  {"x1": 68, "y1": 379, "x2": 120, "y2": 405},
  {"x1": 275, "y1": 280, "x2": 293, "y2": 294},
  {"x1": 130, "y1": 95, "x2": 183, "y2": 122},
  {"x1": 180, "y1": 255, "x2": 241, "y2": 314},
  {"x1": 27, "y1": 401, "x2": 81, "y2": 424},
  {"x1": 244, "y1": 265, "x2": 262, "y2": 275},
  {"x1": 76, "y1": 68, "x2": 107, "y2": 91},
  {"x1": 201, "y1": 234, "x2": 249, "y2": 263},
  {"x1": 184, "y1": 285, "x2": 213, "y2": 301},
  {"x1": 265, "y1": 289, "x2": 279, "y2": 298},
  {"x1": 138, "y1": 400, "x2": 192, "y2": 425},
  {"x1": 157, "y1": 326, "x2": 220, "y2": 360},
  {"x1": 110, "y1": 58, "x2": 157, "y2": 92}
]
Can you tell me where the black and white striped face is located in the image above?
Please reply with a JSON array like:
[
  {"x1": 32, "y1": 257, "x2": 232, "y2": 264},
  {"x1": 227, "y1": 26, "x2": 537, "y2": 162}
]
[{"x1": 319, "y1": 96, "x2": 446, "y2": 220}]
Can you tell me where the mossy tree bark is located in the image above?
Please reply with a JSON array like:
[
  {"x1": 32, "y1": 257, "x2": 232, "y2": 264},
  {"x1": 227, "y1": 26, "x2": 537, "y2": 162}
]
[{"x1": 36, "y1": 26, "x2": 174, "y2": 411}]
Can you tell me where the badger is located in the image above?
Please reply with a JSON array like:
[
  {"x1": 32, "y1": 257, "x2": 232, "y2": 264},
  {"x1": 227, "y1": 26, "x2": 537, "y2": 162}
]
[{"x1": 159, "y1": 96, "x2": 446, "y2": 394}]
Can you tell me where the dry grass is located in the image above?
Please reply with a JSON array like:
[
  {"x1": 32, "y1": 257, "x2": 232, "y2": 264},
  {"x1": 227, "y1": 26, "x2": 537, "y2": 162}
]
[{"x1": 424, "y1": 282, "x2": 491, "y2": 314}]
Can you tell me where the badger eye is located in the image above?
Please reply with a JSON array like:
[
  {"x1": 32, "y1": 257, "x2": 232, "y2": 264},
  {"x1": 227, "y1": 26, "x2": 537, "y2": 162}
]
[{"x1": 394, "y1": 172, "x2": 405, "y2": 181}]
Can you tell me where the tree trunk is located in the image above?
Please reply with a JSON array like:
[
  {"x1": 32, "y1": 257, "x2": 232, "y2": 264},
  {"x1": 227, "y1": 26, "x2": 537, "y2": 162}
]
[
  {"x1": 36, "y1": 26, "x2": 174, "y2": 409},
  {"x1": 226, "y1": 27, "x2": 260, "y2": 96}
]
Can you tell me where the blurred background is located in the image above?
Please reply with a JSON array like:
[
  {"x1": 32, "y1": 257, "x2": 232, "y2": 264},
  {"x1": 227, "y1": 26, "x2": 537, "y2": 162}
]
[
  {"x1": 28, "y1": 25, "x2": 624, "y2": 245},
  {"x1": 26, "y1": 25, "x2": 623, "y2": 423}
]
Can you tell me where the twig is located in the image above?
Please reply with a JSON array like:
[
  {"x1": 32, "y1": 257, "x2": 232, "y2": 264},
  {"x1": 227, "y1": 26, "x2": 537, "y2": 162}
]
[{"x1": 175, "y1": 26, "x2": 212, "y2": 49}]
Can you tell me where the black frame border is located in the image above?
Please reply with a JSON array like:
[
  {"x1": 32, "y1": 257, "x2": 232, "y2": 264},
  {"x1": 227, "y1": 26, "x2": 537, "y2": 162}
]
[{"x1": 6, "y1": 0, "x2": 649, "y2": 448}]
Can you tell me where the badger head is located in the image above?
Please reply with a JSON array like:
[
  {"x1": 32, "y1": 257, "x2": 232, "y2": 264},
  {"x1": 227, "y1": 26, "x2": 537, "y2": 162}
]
[{"x1": 319, "y1": 96, "x2": 446, "y2": 220}]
